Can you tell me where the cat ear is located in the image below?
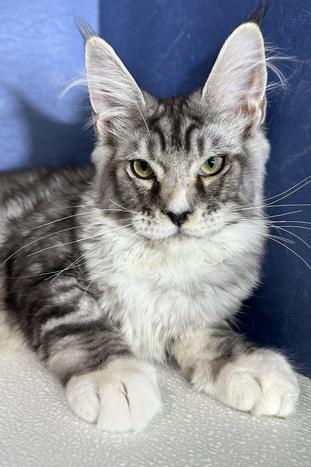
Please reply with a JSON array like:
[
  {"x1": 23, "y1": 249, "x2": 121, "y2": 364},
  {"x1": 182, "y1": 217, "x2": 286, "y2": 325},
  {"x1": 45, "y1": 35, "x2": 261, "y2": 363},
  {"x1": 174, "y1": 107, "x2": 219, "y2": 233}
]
[
  {"x1": 202, "y1": 23, "x2": 267, "y2": 127},
  {"x1": 84, "y1": 35, "x2": 146, "y2": 136}
]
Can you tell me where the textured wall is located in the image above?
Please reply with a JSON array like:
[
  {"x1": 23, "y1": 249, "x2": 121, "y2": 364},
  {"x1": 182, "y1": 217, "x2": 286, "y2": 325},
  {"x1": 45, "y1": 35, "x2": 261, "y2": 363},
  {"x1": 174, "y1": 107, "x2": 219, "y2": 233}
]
[
  {"x1": 0, "y1": 0, "x2": 97, "y2": 170},
  {"x1": 0, "y1": 1, "x2": 310, "y2": 375}
]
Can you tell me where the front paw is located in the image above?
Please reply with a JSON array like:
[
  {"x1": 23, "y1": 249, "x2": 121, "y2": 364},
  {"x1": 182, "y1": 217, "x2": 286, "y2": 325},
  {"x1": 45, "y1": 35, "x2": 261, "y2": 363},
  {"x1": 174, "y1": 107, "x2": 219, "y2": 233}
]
[
  {"x1": 66, "y1": 358, "x2": 162, "y2": 432},
  {"x1": 193, "y1": 349, "x2": 299, "y2": 417}
]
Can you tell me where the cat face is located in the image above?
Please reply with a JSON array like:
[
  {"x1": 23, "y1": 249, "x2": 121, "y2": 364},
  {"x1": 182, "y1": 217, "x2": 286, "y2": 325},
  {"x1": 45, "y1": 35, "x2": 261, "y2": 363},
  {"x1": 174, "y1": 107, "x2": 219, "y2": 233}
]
[{"x1": 84, "y1": 23, "x2": 270, "y2": 241}]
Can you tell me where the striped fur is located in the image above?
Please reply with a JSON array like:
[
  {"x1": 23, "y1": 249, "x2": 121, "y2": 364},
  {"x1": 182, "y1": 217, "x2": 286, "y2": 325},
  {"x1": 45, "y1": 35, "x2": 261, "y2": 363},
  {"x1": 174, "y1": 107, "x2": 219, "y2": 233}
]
[{"x1": 0, "y1": 23, "x2": 298, "y2": 431}]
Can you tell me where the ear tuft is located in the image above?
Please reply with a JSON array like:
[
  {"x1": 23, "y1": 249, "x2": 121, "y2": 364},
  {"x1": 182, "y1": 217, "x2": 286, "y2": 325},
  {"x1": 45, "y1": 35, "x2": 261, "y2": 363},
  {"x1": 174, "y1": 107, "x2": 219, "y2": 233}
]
[
  {"x1": 75, "y1": 18, "x2": 97, "y2": 42},
  {"x1": 202, "y1": 22, "x2": 267, "y2": 127}
]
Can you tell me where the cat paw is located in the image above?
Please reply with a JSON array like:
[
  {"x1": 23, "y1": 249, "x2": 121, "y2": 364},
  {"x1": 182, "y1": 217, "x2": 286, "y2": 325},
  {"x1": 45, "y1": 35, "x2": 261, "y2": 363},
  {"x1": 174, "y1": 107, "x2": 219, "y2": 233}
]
[
  {"x1": 66, "y1": 358, "x2": 162, "y2": 432},
  {"x1": 194, "y1": 349, "x2": 299, "y2": 417}
]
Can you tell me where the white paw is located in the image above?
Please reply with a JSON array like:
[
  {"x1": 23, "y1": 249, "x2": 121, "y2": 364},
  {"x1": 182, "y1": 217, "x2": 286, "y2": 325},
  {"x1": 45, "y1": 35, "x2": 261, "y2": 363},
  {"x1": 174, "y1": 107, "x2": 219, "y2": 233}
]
[
  {"x1": 197, "y1": 349, "x2": 299, "y2": 417},
  {"x1": 66, "y1": 358, "x2": 162, "y2": 432}
]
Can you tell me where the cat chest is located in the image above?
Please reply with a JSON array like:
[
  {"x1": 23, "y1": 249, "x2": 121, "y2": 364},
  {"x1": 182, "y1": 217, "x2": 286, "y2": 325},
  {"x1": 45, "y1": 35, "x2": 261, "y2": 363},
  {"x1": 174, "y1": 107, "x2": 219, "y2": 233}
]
[
  {"x1": 118, "y1": 280, "x2": 205, "y2": 362},
  {"x1": 105, "y1": 258, "x2": 226, "y2": 361}
]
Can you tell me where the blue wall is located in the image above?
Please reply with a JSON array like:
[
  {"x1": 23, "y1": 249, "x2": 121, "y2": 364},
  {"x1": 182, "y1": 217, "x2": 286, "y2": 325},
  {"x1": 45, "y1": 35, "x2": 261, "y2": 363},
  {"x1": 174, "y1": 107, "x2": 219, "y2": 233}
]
[
  {"x1": 0, "y1": 0, "x2": 97, "y2": 170},
  {"x1": 1, "y1": 1, "x2": 311, "y2": 375}
]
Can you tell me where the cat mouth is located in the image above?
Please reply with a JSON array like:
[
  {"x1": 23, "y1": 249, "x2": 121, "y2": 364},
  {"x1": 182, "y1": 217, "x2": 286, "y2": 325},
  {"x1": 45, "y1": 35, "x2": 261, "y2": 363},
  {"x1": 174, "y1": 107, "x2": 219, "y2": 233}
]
[
  {"x1": 174, "y1": 230, "x2": 192, "y2": 239},
  {"x1": 165, "y1": 229, "x2": 202, "y2": 241},
  {"x1": 134, "y1": 229, "x2": 192, "y2": 242},
  {"x1": 132, "y1": 221, "x2": 206, "y2": 241}
]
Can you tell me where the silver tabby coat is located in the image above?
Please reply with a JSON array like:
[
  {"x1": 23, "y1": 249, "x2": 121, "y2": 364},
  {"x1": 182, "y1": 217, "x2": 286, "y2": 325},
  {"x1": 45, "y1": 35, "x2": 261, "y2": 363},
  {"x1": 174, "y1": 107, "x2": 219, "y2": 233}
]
[{"x1": 0, "y1": 23, "x2": 298, "y2": 431}]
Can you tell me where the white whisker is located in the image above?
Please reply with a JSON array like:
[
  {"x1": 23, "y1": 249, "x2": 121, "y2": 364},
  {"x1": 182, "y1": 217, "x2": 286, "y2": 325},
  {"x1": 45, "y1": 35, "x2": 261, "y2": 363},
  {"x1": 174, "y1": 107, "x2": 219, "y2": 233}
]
[
  {"x1": 268, "y1": 237, "x2": 311, "y2": 272},
  {"x1": 27, "y1": 223, "x2": 134, "y2": 258},
  {"x1": 230, "y1": 225, "x2": 295, "y2": 245},
  {"x1": 265, "y1": 175, "x2": 311, "y2": 203},
  {"x1": 6, "y1": 270, "x2": 64, "y2": 280},
  {"x1": 266, "y1": 204, "x2": 311, "y2": 208},
  {"x1": 0, "y1": 225, "x2": 85, "y2": 269},
  {"x1": 32, "y1": 208, "x2": 128, "y2": 230},
  {"x1": 0, "y1": 219, "x2": 133, "y2": 269},
  {"x1": 267, "y1": 179, "x2": 311, "y2": 206},
  {"x1": 48, "y1": 223, "x2": 135, "y2": 283},
  {"x1": 109, "y1": 199, "x2": 138, "y2": 214},
  {"x1": 235, "y1": 203, "x2": 311, "y2": 213},
  {"x1": 273, "y1": 226, "x2": 311, "y2": 250},
  {"x1": 271, "y1": 220, "x2": 311, "y2": 225},
  {"x1": 235, "y1": 175, "x2": 311, "y2": 211},
  {"x1": 82, "y1": 279, "x2": 95, "y2": 299},
  {"x1": 272, "y1": 225, "x2": 311, "y2": 231},
  {"x1": 267, "y1": 210, "x2": 303, "y2": 219}
]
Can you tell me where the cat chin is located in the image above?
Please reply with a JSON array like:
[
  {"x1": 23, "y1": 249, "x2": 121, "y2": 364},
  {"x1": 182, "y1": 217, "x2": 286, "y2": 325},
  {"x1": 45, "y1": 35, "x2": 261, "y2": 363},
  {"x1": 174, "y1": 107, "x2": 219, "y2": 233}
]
[
  {"x1": 169, "y1": 231, "x2": 210, "y2": 242},
  {"x1": 132, "y1": 225, "x2": 177, "y2": 241},
  {"x1": 132, "y1": 223, "x2": 210, "y2": 242},
  {"x1": 135, "y1": 230, "x2": 208, "y2": 243}
]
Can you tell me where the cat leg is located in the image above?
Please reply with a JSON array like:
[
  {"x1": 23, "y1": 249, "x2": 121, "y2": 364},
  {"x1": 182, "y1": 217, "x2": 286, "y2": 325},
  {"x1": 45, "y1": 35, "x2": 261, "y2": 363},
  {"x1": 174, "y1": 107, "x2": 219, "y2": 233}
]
[
  {"x1": 27, "y1": 277, "x2": 161, "y2": 432},
  {"x1": 172, "y1": 324, "x2": 298, "y2": 417}
]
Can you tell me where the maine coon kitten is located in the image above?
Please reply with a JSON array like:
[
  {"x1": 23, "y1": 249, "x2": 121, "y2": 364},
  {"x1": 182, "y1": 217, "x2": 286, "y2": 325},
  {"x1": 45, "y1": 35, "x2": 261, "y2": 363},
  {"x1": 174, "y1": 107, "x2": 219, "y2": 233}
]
[{"x1": 0, "y1": 22, "x2": 299, "y2": 432}]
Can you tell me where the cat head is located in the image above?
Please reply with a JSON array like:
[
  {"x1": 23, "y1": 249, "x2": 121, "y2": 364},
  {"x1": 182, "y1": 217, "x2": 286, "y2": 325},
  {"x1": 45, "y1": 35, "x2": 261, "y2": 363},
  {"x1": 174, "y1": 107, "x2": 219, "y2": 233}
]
[{"x1": 84, "y1": 22, "x2": 270, "y2": 241}]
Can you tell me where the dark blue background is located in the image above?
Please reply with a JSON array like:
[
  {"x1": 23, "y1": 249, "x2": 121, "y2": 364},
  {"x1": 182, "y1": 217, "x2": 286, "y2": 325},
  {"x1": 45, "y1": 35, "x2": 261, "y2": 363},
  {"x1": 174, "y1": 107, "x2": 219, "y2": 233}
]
[{"x1": 1, "y1": 1, "x2": 310, "y2": 375}]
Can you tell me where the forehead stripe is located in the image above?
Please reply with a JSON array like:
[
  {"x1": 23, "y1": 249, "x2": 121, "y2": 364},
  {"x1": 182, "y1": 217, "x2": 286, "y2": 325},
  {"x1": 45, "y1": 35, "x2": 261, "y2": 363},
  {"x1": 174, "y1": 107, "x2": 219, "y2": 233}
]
[
  {"x1": 152, "y1": 125, "x2": 166, "y2": 152},
  {"x1": 184, "y1": 123, "x2": 201, "y2": 153}
]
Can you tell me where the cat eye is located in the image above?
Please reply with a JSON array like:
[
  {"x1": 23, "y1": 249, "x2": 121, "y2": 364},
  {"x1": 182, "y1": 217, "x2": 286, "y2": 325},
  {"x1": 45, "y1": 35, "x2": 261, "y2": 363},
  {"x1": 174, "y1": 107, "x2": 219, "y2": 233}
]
[
  {"x1": 199, "y1": 156, "x2": 225, "y2": 176},
  {"x1": 131, "y1": 159, "x2": 155, "y2": 179}
]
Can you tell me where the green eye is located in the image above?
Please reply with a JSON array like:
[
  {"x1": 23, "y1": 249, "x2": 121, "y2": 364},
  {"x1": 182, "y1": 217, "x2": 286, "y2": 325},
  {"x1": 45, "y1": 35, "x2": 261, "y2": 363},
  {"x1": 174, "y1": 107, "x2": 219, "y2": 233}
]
[
  {"x1": 199, "y1": 156, "x2": 225, "y2": 176},
  {"x1": 131, "y1": 160, "x2": 154, "y2": 179}
]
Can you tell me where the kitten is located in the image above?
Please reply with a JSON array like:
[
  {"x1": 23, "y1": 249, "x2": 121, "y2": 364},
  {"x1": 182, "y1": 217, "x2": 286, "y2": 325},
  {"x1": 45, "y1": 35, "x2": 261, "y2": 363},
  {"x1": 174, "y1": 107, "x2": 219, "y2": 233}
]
[{"x1": 0, "y1": 22, "x2": 298, "y2": 432}]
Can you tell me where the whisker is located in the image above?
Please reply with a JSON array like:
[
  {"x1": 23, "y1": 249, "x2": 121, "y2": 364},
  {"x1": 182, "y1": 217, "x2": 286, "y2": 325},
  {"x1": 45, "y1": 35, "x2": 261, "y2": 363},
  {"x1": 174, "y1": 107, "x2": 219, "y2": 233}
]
[
  {"x1": 6, "y1": 270, "x2": 65, "y2": 279},
  {"x1": 0, "y1": 225, "x2": 86, "y2": 269},
  {"x1": 267, "y1": 178, "x2": 311, "y2": 206},
  {"x1": 82, "y1": 279, "x2": 95, "y2": 299},
  {"x1": 30, "y1": 201, "x2": 104, "y2": 211},
  {"x1": 0, "y1": 219, "x2": 132, "y2": 269},
  {"x1": 265, "y1": 175, "x2": 311, "y2": 205},
  {"x1": 272, "y1": 225, "x2": 311, "y2": 231},
  {"x1": 230, "y1": 225, "x2": 295, "y2": 245},
  {"x1": 270, "y1": 220, "x2": 311, "y2": 225},
  {"x1": 50, "y1": 234, "x2": 147, "y2": 284},
  {"x1": 266, "y1": 204, "x2": 311, "y2": 208},
  {"x1": 32, "y1": 208, "x2": 128, "y2": 230},
  {"x1": 268, "y1": 237, "x2": 311, "y2": 272},
  {"x1": 273, "y1": 226, "x2": 311, "y2": 249},
  {"x1": 27, "y1": 223, "x2": 134, "y2": 258},
  {"x1": 231, "y1": 175, "x2": 311, "y2": 213},
  {"x1": 267, "y1": 235, "x2": 295, "y2": 245},
  {"x1": 47, "y1": 223, "x2": 134, "y2": 282},
  {"x1": 109, "y1": 199, "x2": 138, "y2": 214},
  {"x1": 267, "y1": 210, "x2": 303, "y2": 219},
  {"x1": 48, "y1": 246, "x2": 99, "y2": 284},
  {"x1": 236, "y1": 203, "x2": 311, "y2": 213}
]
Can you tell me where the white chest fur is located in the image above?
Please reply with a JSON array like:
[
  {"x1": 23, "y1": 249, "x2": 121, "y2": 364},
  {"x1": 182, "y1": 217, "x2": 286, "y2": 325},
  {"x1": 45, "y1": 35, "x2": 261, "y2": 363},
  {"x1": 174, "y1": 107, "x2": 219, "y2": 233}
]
[{"x1": 84, "y1": 219, "x2": 264, "y2": 362}]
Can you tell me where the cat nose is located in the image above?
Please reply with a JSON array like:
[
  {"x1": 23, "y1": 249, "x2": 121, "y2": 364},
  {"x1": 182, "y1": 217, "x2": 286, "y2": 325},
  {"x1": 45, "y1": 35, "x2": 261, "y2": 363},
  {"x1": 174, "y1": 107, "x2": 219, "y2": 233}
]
[{"x1": 165, "y1": 210, "x2": 192, "y2": 227}]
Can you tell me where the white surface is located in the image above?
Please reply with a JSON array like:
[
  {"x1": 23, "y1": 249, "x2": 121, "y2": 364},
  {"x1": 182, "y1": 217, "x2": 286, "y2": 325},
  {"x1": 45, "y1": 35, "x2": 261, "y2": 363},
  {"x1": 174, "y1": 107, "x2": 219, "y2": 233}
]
[{"x1": 0, "y1": 353, "x2": 310, "y2": 467}]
